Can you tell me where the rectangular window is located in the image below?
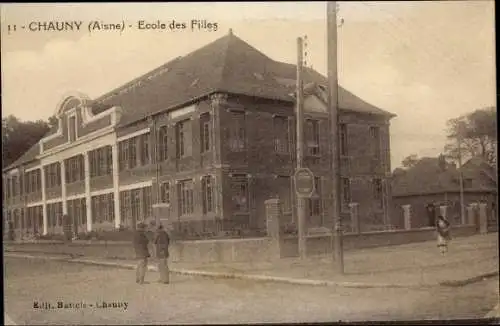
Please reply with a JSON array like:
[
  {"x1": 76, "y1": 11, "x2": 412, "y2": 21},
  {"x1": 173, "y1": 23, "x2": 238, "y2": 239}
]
[
  {"x1": 158, "y1": 126, "x2": 169, "y2": 161},
  {"x1": 12, "y1": 176, "x2": 18, "y2": 197},
  {"x1": 340, "y1": 124, "x2": 348, "y2": 156},
  {"x1": 119, "y1": 141, "x2": 128, "y2": 171},
  {"x1": 177, "y1": 179, "x2": 194, "y2": 216},
  {"x1": 370, "y1": 126, "x2": 381, "y2": 160},
  {"x1": 68, "y1": 115, "x2": 77, "y2": 141},
  {"x1": 341, "y1": 177, "x2": 351, "y2": 206},
  {"x1": 228, "y1": 111, "x2": 246, "y2": 152},
  {"x1": 464, "y1": 178, "x2": 473, "y2": 188},
  {"x1": 140, "y1": 133, "x2": 150, "y2": 165},
  {"x1": 231, "y1": 175, "x2": 249, "y2": 213},
  {"x1": 308, "y1": 177, "x2": 322, "y2": 217},
  {"x1": 202, "y1": 176, "x2": 214, "y2": 214},
  {"x1": 120, "y1": 191, "x2": 132, "y2": 227},
  {"x1": 142, "y1": 186, "x2": 152, "y2": 219},
  {"x1": 273, "y1": 116, "x2": 289, "y2": 154},
  {"x1": 106, "y1": 146, "x2": 113, "y2": 175},
  {"x1": 129, "y1": 138, "x2": 137, "y2": 169},
  {"x1": 160, "y1": 182, "x2": 170, "y2": 204},
  {"x1": 176, "y1": 120, "x2": 192, "y2": 158},
  {"x1": 305, "y1": 119, "x2": 320, "y2": 156},
  {"x1": 200, "y1": 113, "x2": 211, "y2": 153},
  {"x1": 373, "y1": 178, "x2": 383, "y2": 208}
]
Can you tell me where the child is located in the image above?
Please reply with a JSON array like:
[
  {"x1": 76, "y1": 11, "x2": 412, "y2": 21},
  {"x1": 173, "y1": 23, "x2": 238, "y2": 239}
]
[{"x1": 436, "y1": 215, "x2": 451, "y2": 255}]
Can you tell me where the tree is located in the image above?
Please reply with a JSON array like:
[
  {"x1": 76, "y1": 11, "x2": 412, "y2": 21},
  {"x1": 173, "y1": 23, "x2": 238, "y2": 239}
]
[
  {"x1": 444, "y1": 106, "x2": 497, "y2": 167},
  {"x1": 2, "y1": 115, "x2": 51, "y2": 167},
  {"x1": 401, "y1": 154, "x2": 419, "y2": 169}
]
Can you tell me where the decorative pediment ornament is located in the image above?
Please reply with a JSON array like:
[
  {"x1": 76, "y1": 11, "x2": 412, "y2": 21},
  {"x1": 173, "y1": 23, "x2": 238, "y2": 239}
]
[{"x1": 210, "y1": 93, "x2": 228, "y2": 106}]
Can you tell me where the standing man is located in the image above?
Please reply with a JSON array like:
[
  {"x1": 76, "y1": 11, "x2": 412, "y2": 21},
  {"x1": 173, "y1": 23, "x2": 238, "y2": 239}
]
[
  {"x1": 154, "y1": 224, "x2": 170, "y2": 284},
  {"x1": 133, "y1": 222, "x2": 150, "y2": 284}
]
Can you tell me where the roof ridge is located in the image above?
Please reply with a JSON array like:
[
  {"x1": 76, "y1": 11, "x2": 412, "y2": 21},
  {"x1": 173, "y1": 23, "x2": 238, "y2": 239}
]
[{"x1": 214, "y1": 31, "x2": 235, "y2": 92}]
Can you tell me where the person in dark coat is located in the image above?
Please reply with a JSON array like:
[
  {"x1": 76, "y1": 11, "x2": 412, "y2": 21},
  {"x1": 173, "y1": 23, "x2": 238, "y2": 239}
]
[
  {"x1": 153, "y1": 224, "x2": 170, "y2": 284},
  {"x1": 436, "y1": 215, "x2": 451, "y2": 255},
  {"x1": 133, "y1": 222, "x2": 150, "y2": 284}
]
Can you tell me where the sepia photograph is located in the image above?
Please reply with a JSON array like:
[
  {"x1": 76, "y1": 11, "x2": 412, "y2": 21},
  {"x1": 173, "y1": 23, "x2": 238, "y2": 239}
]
[{"x1": 2, "y1": 1, "x2": 498, "y2": 324}]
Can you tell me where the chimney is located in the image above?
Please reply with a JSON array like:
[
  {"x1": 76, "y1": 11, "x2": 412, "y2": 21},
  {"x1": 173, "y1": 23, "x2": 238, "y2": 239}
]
[{"x1": 229, "y1": 28, "x2": 233, "y2": 35}]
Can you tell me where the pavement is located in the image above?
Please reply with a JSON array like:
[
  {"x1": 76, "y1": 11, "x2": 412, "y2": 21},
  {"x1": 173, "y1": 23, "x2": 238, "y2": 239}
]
[
  {"x1": 4, "y1": 232, "x2": 499, "y2": 289},
  {"x1": 4, "y1": 257, "x2": 500, "y2": 324}
]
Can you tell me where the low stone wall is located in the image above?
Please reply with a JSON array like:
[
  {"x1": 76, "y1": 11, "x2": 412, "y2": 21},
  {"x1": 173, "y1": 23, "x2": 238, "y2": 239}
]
[
  {"x1": 4, "y1": 237, "x2": 280, "y2": 263},
  {"x1": 280, "y1": 224, "x2": 478, "y2": 258},
  {"x1": 4, "y1": 225, "x2": 478, "y2": 263}
]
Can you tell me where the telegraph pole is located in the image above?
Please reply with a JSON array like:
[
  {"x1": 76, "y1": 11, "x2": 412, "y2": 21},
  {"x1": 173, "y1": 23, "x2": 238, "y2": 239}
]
[
  {"x1": 327, "y1": 1, "x2": 344, "y2": 274},
  {"x1": 296, "y1": 36, "x2": 307, "y2": 259},
  {"x1": 457, "y1": 123, "x2": 466, "y2": 225}
]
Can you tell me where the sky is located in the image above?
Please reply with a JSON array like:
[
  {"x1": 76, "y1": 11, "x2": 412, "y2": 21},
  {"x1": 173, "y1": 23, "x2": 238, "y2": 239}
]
[{"x1": 1, "y1": 1, "x2": 496, "y2": 169}]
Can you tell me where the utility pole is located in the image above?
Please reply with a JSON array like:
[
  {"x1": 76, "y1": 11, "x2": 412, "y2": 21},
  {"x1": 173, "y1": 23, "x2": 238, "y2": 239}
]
[
  {"x1": 457, "y1": 123, "x2": 466, "y2": 225},
  {"x1": 327, "y1": 1, "x2": 344, "y2": 274},
  {"x1": 296, "y1": 36, "x2": 307, "y2": 259}
]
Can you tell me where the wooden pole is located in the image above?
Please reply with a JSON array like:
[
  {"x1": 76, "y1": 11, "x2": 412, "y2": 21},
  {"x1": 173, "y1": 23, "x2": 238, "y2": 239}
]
[
  {"x1": 296, "y1": 36, "x2": 307, "y2": 259},
  {"x1": 327, "y1": 1, "x2": 344, "y2": 274}
]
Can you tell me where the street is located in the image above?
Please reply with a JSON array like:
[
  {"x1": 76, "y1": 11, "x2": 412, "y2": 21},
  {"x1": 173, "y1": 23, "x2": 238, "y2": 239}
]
[{"x1": 4, "y1": 257, "x2": 499, "y2": 324}]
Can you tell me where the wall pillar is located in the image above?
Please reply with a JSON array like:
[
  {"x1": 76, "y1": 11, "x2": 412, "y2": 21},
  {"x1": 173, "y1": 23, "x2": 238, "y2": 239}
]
[
  {"x1": 40, "y1": 167, "x2": 48, "y2": 235},
  {"x1": 479, "y1": 203, "x2": 488, "y2": 234},
  {"x1": 84, "y1": 151, "x2": 92, "y2": 232},
  {"x1": 61, "y1": 161, "x2": 68, "y2": 215},
  {"x1": 265, "y1": 198, "x2": 282, "y2": 258},
  {"x1": 402, "y1": 204, "x2": 411, "y2": 230},
  {"x1": 112, "y1": 143, "x2": 121, "y2": 229},
  {"x1": 349, "y1": 202, "x2": 360, "y2": 234}
]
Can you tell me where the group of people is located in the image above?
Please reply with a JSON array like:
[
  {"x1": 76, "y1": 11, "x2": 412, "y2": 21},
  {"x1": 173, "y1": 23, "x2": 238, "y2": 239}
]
[{"x1": 133, "y1": 222, "x2": 171, "y2": 284}]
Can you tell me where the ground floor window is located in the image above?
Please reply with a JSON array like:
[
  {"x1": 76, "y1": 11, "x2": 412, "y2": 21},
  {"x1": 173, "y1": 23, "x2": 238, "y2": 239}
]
[
  {"x1": 231, "y1": 175, "x2": 249, "y2": 213},
  {"x1": 67, "y1": 198, "x2": 86, "y2": 226},
  {"x1": 178, "y1": 179, "x2": 194, "y2": 216},
  {"x1": 47, "y1": 202, "x2": 63, "y2": 228},
  {"x1": 119, "y1": 186, "x2": 151, "y2": 228},
  {"x1": 202, "y1": 176, "x2": 214, "y2": 214},
  {"x1": 91, "y1": 193, "x2": 115, "y2": 224}
]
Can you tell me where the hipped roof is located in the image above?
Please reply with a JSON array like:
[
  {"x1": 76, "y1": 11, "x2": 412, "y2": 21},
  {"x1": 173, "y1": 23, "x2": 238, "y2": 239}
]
[{"x1": 5, "y1": 31, "x2": 395, "y2": 171}]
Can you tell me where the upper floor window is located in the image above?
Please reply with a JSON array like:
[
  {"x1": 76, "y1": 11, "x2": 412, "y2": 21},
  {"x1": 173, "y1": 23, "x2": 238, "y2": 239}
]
[
  {"x1": 118, "y1": 134, "x2": 150, "y2": 171},
  {"x1": 200, "y1": 113, "x2": 211, "y2": 153},
  {"x1": 369, "y1": 126, "x2": 381, "y2": 160},
  {"x1": 340, "y1": 124, "x2": 348, "y2": 156},
  {"x1": 273, "y1": 116, "x2": 289, "y2": 154},
  {"x1": 11, "y1": 175, "x2": 18, "y2": 197},
  {"x1": 228, "y1": 111, "x2": 246, "y2": 152},
  {"x1": 45, "y1": 162, "x2": 61, "y2": 189},
  {"x1": 463, "y1": 178, "x2": 473, "y2": 189},
  {"x1": 90, "y1": 146, "x2": 112, "y2": 178},
  {"x1": 158, "y1": 126, "x2": 169, "y2": 162},
  {"x1": 176, "y1": 120, "x2": 192, "y2": 158},
  {"x1": 26, "y1": 169, "x2": 42, "y2": 193},
  {"x1": 68, "y1": 115, "x2": 77, "y2": 141},
  {"x1": 65, "y1": 155, "x2": 85, "y2": 183},
  {"x1": 305, "y1": 119, "x2": 320, "y2": 156},
  {"x1": 139, "y1": 133, "x2": 150, "y2": 165},
  {"x1": 341, "y1": 177, "x2": 351, "y2": 206}
]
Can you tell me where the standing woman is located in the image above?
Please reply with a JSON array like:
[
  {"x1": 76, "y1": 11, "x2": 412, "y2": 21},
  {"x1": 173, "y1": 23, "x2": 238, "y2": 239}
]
[{"x1": 436, "y1": 215, "x2": 451, "y2": 255}]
